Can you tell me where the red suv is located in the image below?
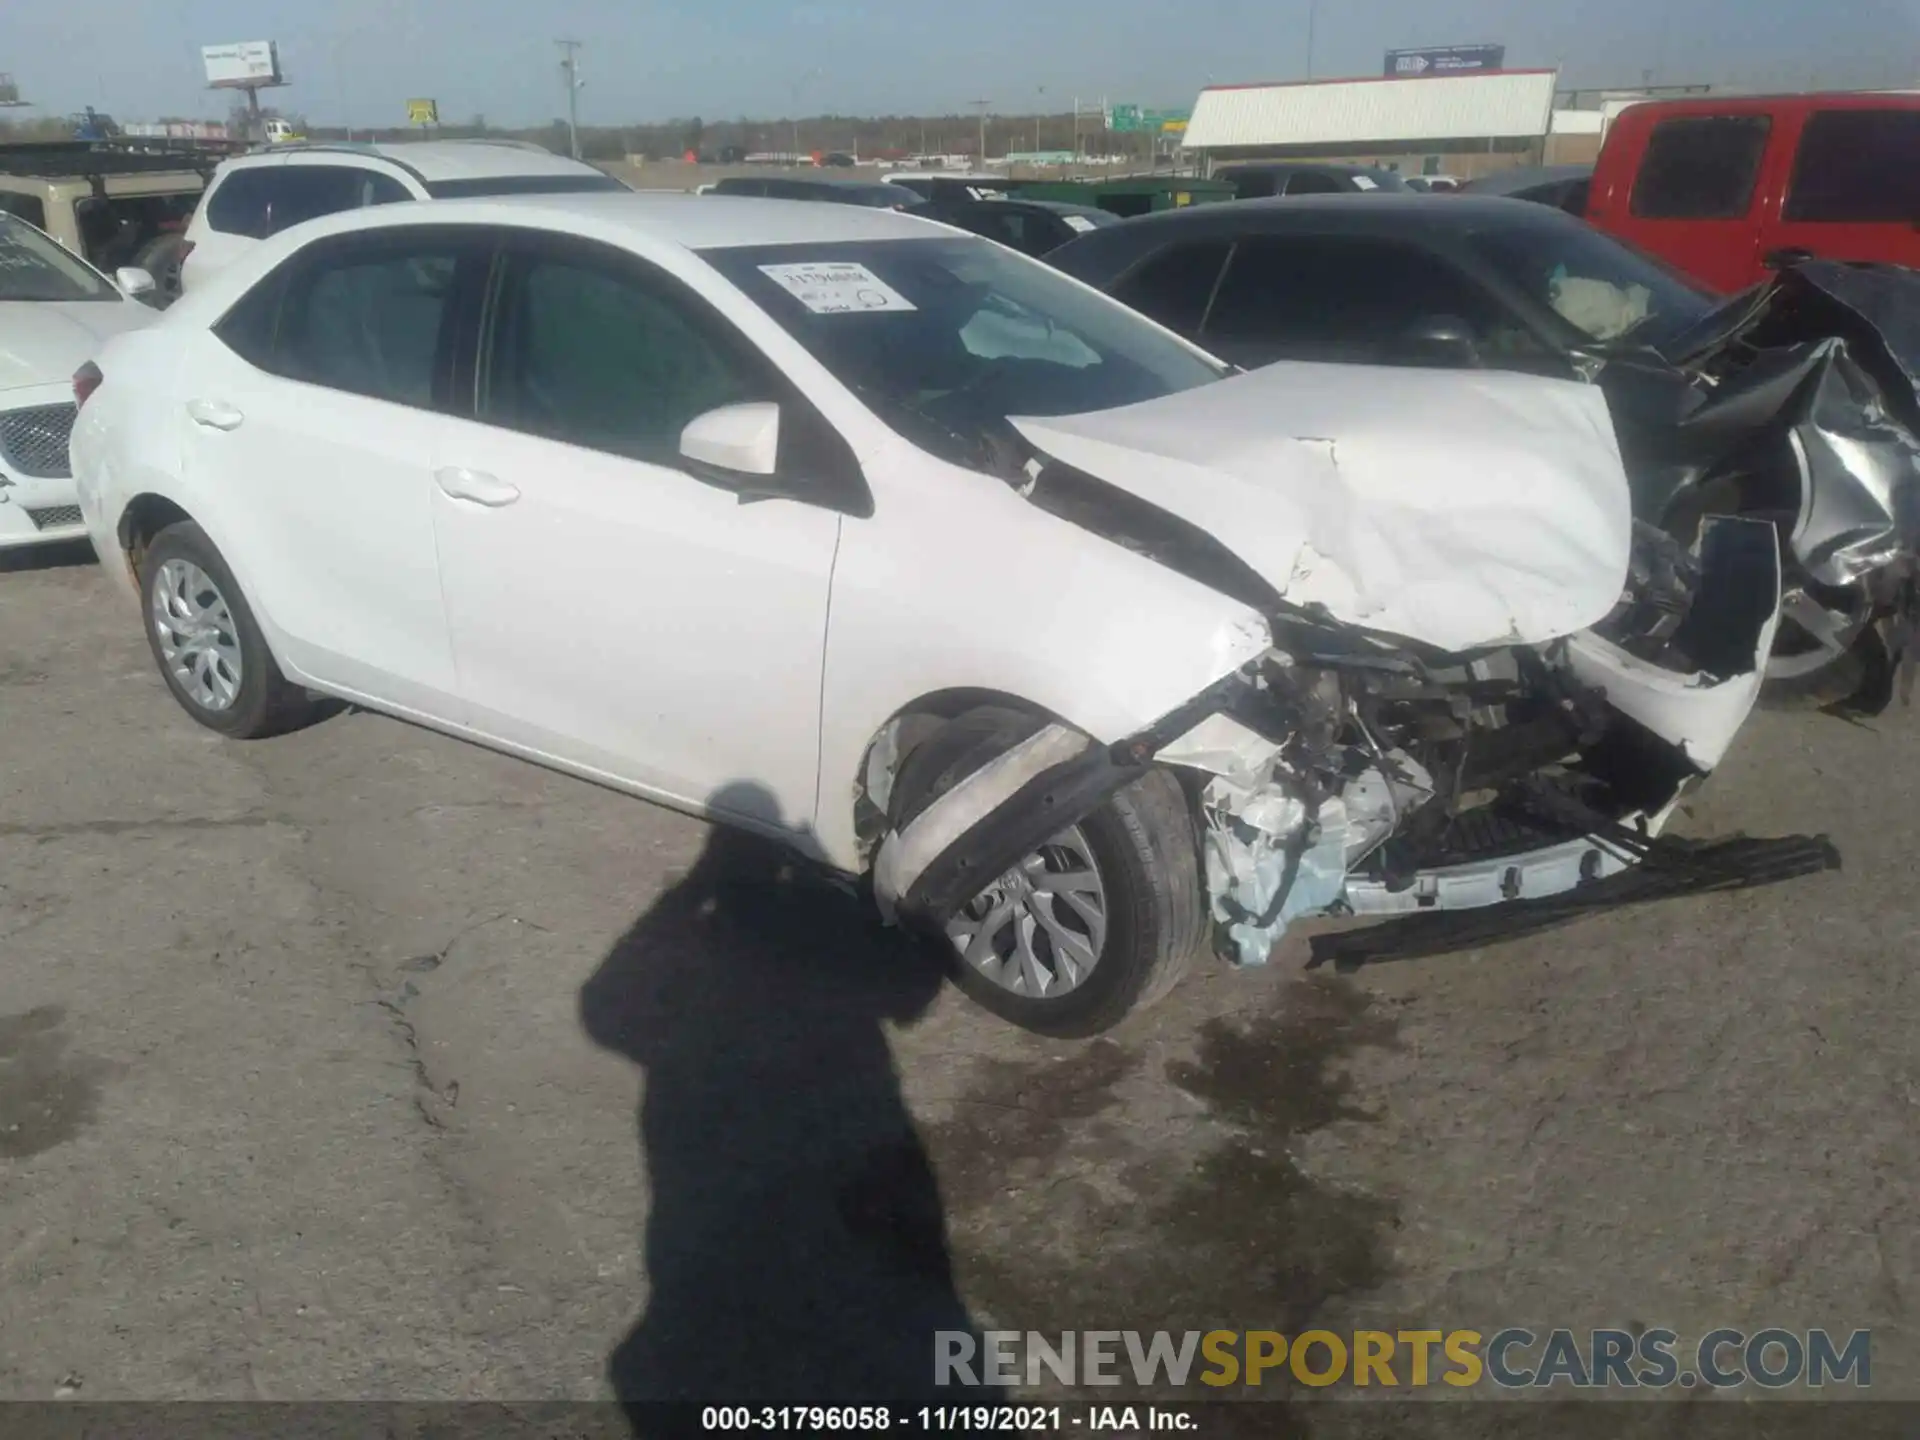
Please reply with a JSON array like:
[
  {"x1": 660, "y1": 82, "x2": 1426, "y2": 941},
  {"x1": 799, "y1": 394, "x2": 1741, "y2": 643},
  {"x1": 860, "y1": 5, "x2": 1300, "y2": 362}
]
[{"x1": 1587, "y1": 91, "x2": 1920, "y2": 293}]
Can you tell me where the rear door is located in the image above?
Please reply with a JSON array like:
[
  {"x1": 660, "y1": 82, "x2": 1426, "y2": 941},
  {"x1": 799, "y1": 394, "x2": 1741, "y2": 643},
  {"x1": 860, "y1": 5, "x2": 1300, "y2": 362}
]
[
  {"x1": 178, "y1": 225, "x2": 482, "y2": 715},
  {"x1": 1763, "y1": 103, "x2": 1920, "y2": 270},
  {"x1": 1590, "y1": 109, "x2": 1776, "y2": 292}
]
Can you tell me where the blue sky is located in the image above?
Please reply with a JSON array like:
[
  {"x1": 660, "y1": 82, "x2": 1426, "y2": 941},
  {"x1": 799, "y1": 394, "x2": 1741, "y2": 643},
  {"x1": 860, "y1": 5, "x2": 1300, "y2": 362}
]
[{"x1": 8, "y1": 0, "x2": 1919, "y2": 127}]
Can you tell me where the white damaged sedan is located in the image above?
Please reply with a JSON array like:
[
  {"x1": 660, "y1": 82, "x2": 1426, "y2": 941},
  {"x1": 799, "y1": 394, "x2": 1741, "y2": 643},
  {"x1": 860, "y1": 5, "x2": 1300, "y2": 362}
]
[{"x1": 71, "y1": 194, "x2": 1816, "y2": 1034}]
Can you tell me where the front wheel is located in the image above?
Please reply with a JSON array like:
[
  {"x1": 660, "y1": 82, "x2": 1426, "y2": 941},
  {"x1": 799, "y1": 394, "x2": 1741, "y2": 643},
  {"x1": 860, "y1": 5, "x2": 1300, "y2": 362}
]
[{"x1": 892, "y1": 710, "x2": 1208, "y2": 1037}]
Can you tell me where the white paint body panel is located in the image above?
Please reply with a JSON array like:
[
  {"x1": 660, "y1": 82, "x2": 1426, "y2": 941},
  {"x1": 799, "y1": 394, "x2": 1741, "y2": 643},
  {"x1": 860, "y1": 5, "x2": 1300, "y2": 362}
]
[
  {"x1": 427, "y1": 413, "x2": 842, "y2": 836},
  {"x1": 1011, "y1": 360, "x2": 1635, "y2": 653}
]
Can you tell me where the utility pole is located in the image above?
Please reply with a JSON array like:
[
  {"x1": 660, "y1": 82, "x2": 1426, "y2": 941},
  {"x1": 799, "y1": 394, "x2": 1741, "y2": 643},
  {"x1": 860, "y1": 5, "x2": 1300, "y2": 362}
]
[
  {"x1": 971, "y1": 98, "x2": 990, "y2": 165},
  {"x1": 556, "y1": 39, "x2": 584, "y2": 159}
]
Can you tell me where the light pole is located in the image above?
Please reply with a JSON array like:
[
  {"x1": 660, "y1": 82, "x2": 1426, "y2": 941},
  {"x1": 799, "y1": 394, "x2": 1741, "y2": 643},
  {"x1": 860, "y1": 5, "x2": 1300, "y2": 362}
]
[
  {"x1": 1034, "y1": 86, "x2": 1044, "y2": 153},
  {"x1": 790, "y1": 67, "x2": 822, "y2": 163},
  {"x1": 556, "y1": 39, "x2": 584, "y2": 158},
  {"x1": 1304, "y1": 0, "x2": 1318, "y2": 80},
  {"x1": 971, "y1": 98, "x2": 990, "y2": 166}
]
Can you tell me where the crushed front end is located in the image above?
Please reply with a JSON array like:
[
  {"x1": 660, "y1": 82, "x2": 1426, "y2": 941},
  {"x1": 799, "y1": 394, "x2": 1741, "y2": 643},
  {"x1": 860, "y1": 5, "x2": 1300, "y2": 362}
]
[{"x1": 1146, "y1": 513, "x2": 1833, "y2": 967}]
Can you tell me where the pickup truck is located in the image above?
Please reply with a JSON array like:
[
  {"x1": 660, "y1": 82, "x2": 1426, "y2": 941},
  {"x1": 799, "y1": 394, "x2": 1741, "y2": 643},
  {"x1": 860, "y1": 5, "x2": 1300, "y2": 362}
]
[{"x1": 1586, "y1": 91, "x2": 1920, "y2": 293}]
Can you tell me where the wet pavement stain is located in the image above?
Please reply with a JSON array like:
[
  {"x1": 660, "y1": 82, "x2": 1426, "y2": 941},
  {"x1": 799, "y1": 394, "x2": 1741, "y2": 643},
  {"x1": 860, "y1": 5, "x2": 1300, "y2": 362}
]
[
  {"x1": 923, "y1": 976, "x2": 1401, "y2": 1428},
  {"x1": 0, "y1": 1006, "x2": 118, "y2": 1159}
]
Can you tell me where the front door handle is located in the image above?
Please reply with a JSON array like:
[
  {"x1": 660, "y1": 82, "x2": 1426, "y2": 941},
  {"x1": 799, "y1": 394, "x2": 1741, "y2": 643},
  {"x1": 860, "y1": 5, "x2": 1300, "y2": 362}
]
[
  {"x1": 1762, "y1": 246, "x2": 1815, "y2": 271},
  {"x1": 185, "y1": 399, "x2": 245, "y2": 431},
  {"x1": 434, "y1": 466, "x2": 521, "y2": 507}
]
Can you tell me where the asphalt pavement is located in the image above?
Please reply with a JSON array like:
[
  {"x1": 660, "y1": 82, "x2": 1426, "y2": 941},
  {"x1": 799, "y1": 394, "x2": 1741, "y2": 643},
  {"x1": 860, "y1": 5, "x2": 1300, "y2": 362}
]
[{"x1": 2, "y1": 541, "x2": 1916, "y2": 1421}]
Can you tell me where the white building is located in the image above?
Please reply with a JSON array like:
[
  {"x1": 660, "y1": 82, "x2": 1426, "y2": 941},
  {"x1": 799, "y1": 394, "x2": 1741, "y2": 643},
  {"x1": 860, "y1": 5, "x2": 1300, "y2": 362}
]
[{"x1": 1180, "y1": 69, "x2": 1564, "y2": 174}]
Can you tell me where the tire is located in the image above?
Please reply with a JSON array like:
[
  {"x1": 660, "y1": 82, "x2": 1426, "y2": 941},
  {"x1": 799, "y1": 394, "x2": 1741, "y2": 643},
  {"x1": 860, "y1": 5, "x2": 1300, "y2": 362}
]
[
  {"x1": 891, "y1": 707, "x2": 1208, "y2": 1038},
  {"x1": 139, "y1": 521, "x2": 316, "y2": 738}
]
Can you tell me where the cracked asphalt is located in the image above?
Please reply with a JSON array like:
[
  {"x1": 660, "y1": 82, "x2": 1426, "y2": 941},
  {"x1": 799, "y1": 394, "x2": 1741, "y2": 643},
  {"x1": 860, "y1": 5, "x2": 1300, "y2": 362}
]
[{"x1": 3, "y1": 540, "x2": 1917, "y2": 1420}]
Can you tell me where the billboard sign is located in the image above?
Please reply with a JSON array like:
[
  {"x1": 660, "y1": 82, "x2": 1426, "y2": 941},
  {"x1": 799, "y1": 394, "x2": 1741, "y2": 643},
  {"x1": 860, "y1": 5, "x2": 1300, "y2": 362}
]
[
  {"x1": 407, "y1": 98, "x2": 439, "y2": 125},
  {"x1": 202, "y1": 41, "x2": 282, "y2": 89},
  {"x1": 1385, "y1": 44, "x2": 1506, "y2": 77}
]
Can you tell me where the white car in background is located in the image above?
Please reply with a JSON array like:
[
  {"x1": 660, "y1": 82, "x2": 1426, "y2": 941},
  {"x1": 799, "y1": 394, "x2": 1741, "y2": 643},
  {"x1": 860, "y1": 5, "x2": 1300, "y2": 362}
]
[
  {"x1": 0, "y1": 212, "x2": 156, "y2": 552},
  {"x1": 72, "y1": 194, "x2": 1793, "y2": 1034},
  {"x1": 178, "y1": 139, "x2": 626, "y2": 294}
]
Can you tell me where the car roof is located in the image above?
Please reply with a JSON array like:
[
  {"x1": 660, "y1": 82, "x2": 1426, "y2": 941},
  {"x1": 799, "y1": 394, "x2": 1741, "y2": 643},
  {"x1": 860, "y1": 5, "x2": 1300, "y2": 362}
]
[
  {"x1": 290, "y1": 189, "x2": 943, "y2": 249},
  {"x1": 222, "y1": 140, "x2": 604, "y2": 182},
  {"x1": 1085, "y1": 191, "x2": 1576, "y2": 236}
]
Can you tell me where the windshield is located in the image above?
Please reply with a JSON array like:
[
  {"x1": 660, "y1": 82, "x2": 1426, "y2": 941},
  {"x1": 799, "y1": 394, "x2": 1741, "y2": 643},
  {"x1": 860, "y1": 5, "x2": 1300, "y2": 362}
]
[
  {"x1": 703, "y1": 237, "x2": 1226, "y2": 471},
  {"x1": 1467, "y1": 218, "x2": 1714, "y2": 349},
  {"x1": 423, "y1": 174, "x2": 626, "y2": 199},
  {"x1": 0, "y1": 214, "x2": 116, "y2": 302}
]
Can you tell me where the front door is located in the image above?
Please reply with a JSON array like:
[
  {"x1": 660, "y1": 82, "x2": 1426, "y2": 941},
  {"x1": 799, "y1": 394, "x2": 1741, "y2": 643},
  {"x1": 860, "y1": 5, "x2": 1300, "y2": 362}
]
[{"x1": 429, "y1": 232, "x2": 847, "y2": 835}]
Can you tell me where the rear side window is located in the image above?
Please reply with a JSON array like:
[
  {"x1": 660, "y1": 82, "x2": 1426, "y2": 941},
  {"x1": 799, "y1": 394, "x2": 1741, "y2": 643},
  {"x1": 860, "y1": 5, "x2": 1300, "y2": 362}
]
[
  {"x1": 1630, "y1": 116, "x2": 1772, "y2": 220},
  {"x1": 0, "y1": 191, "x2": 49, "y2": 230},
  {"x1": 206, "y1": 167, "x2": 277, "y2": 238},
  {"x1": 1110, "y1": 241, "x2": 1232, "y2": 335},
  {"x1": 1785, "y1": 109, "x2": 1920, "y2": 222},
  {"x1": 216, "y1": 232, "x2": 479, "y2": 410},
  {"x1": 206, "y1": 164, "x2": 411, "y2": 239}
]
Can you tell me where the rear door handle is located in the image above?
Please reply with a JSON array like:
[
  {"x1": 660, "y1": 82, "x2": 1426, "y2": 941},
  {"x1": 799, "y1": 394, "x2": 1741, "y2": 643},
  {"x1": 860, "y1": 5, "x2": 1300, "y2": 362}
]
[
  {"x1": 185, "y1": 399, "x2": 244, "y2": 431},
  {"x1": 434, "y1": 466, "x2": 521, "y2": 507}
]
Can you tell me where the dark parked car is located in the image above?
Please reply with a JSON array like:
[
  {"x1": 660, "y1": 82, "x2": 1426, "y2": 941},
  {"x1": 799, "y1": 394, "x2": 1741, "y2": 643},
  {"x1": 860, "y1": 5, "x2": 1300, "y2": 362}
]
[
  {"x1": 1211, "y1": 162, "x2": 1408, "y2": 198},
  {"x1": 1459, "y1": 163, "x2": 1593, "y2": 213},
  {"x1": 903, "y1": 195, "x2": 1117, "y2": 257},
  {"x1": 706, "y1": 175, "x2": 908, "y2": 208},
  {"x1": 1048, "y1": 194, "x2": 1920, "y2": 704}
]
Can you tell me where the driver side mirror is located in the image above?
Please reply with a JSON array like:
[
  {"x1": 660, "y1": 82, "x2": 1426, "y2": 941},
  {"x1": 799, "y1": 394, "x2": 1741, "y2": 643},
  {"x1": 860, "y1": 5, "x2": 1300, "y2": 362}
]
[
  {"x1": 680, "y1": 401, "x2": 781, "y2": 479},
  {"x1": 1402, "y1": 314, "x2": 1481, "y2": 368},
  {"x1": 114, "y1": 266, "x2": 156, "y2": 300}
]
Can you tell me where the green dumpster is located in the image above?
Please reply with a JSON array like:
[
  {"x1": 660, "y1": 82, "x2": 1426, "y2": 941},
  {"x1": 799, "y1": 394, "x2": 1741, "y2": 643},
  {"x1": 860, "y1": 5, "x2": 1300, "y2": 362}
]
[{"x1": 1007, "y1": 176, "x2": 1236, "y2": 219}]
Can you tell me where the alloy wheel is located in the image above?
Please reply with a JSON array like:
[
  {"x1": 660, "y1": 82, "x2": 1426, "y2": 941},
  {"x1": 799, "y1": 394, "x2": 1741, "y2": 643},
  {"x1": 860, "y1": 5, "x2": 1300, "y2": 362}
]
[
  {"x1": 150, "y1": 558, "x2": 244, "y2": 711},
  {"x1": 944, "y1": 825, "x2": 1109, "y2": 998}
]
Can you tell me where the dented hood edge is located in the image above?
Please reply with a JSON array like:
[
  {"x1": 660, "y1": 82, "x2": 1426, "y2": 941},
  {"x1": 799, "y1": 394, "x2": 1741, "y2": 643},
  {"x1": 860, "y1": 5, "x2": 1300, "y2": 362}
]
[{"x1": 1011, "y1": 361, "x2": 1635, "y2": 654}]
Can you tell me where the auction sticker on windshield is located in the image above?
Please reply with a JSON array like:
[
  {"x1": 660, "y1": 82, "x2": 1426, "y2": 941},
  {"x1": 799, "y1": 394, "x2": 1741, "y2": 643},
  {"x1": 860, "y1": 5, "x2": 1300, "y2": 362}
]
[{"x1": 758, "y1": 261, "x2": 917, "y2": 314}]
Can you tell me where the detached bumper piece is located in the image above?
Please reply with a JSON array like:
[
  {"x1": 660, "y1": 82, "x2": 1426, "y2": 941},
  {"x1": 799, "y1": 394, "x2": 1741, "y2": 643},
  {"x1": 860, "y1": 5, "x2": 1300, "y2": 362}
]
[{"x1": 1308, "y1": 831, "x2": 1840, "y2": 970}]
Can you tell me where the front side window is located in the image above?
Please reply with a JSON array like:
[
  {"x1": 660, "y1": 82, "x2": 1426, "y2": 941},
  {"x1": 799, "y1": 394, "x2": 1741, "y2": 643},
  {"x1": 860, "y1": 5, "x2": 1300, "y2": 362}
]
[
  {"x1": 1630, "y1": 116, "x2": 1772, "y2": 220},
  {"x1": 1202, "y1": 234, "x2": 1531, "y2": 362},
  {"x1": 0, "y1": 212, "x2": 116, "y2": 302},
  {"x1": 481, "y1": 243, "x2": 767, "y2": 460},
  {"x1": 1785, "y1": 109, "x2": 1920, "y2": 222},
  {"x1": 246, "y1": 235, "x2": 474, "y2": 407},
  {"x1": 703, "y1": 236, "x2": 1224, "y2": 470}
]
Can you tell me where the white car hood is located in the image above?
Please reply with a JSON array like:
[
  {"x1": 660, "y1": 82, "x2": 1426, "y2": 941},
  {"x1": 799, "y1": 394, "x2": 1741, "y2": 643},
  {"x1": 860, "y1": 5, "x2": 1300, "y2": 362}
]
[
  {"x1": 1011, "y1": 361, "x2": 1635, "y2": 653},
  {"x1": 0, "y1": 300, "x2": 154, "y2": 393}
]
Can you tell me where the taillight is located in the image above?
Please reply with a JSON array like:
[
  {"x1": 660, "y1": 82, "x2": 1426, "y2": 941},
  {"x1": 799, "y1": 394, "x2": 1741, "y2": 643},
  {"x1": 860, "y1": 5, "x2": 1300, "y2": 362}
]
[{"x1": 74, "y1": 361, "x2": 103, "y2": 409}]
